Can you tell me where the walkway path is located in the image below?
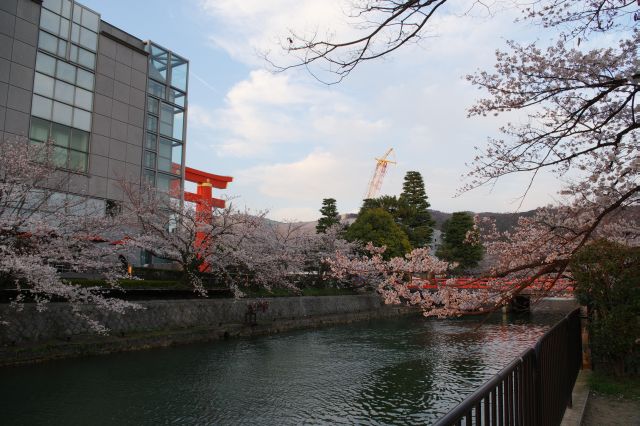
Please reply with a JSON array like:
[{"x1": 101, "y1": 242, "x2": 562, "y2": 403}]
[{"x1": 582, "y1": 393, "x2": 640, "y2": 425}]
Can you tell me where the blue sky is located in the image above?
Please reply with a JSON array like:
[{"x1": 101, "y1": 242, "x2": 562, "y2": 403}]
[{"x1": 81, "y1": 0, "x2": 569, "y2": 221}]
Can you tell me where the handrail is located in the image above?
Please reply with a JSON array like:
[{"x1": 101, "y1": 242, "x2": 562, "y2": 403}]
[{"x1": 434, "y1": 308, "x2": 582, "y2": 425}]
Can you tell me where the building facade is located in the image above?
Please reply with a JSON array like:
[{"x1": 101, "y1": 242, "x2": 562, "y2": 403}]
[{"x1": 0, "y1": 0, "x2": 188, "y2": 211}]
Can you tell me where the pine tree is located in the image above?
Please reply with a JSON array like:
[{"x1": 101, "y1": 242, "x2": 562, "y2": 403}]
[
  {"x1": 316, "y1": 198, "x2": 340, "y2": 234},
  {"x1": 345, "y1": 208, "x2": 411, "y2": 259},
  {"x1": 398, "y1": 171, "x2": 434, "y2": 248},
  {"x1": 436, "y1": 212, "x2": 483, "y2": 273}
]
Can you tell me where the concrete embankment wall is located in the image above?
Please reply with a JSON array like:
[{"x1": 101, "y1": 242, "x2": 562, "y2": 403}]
[{"x1": 0, "y1": 295, "x2": 415, "y2": 365}]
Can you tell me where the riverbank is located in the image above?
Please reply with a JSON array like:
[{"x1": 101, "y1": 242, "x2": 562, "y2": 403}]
[{"x1": 0, "y1": 294, "x2": 417, "y2": 366}]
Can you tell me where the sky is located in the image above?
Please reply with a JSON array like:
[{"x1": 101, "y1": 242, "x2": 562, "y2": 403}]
[{"x1": 80, "y1": 0, "x2": 569, "y2": 221}]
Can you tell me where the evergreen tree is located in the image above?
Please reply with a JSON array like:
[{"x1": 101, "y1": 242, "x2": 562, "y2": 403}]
[
  {"x1": 316, "y1": 198, "x2": 340, "y2": 234},
  {"x1": 345, "y1": 208, "x2": 411, "y2": 259},
  {"x1": 398, "y1": 171, "x2": 434, "y2": 248},
  {"x1": 436, "y1": 212, "x2": 483, "y2": 273}
]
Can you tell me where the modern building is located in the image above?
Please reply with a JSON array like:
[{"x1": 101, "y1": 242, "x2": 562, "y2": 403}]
[
  {"x1": 0, "y1": 0, "x2": 195, "y2": 209},
  {"x1": 1, "y1": 0, "x2": 233, "y2": 266}
]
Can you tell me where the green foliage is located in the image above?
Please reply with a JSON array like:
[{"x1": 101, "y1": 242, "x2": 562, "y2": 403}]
[
  {"x1": 345, "y1": 207, "x2": 411, "y2": 259},
  {"x1": 436, "y1": 211, "x2": 483, "y2": 273},
  {"x1": 571, "y1": 240, "x2": 640, "y2": 377},
  {"x1": 589, "y1": 370, "x2": 640, "y2": 399},
  {"x1": 316, "y1": 198, "x2": 341, "y2": 233},
  {"x1": 399, "y1": 171, "x2": 435, "y2": 247}
]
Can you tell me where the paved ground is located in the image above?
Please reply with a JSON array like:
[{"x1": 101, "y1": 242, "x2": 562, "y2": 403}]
[{"x1": 582, "y1": 393, "x2": 640, "y2": 426}]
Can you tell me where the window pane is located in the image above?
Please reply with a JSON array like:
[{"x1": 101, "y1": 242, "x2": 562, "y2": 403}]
[
  {"x1": 30, "y1": 117, "x2": 51, "y2": 142},
  {"x1": 76, "y1": 68, "x2": 94, "y2": 90},
  {"x1": 159, "y1": 104, "x2": 183, "y2": 140},
  {"x1": 32, "y1": 95, "x2": 53, "y2": 120},
  {"x1": 73, "y1": 108, "x2": 91, "y2": 131},
  {"x1": 61, "y1": 0, "x2": 72, "y2": 18},
  {"x1": 158, "y1": 137, "x2": 172, "y2": 158},
  {"x1": 43, "y1": 0, "x2": 62, "y2": 14},
  {"x1": 56, "y1": 39, "x2": 67, "y2": 57},
  {"x1": 69, "y1": 44, "x2": 78, "y2": 63},
  {"x1": 147, "y1": 97, "x2": 159, "y2": 115},
  {"x1": 52, "y1": 101, "x2": 73, "y2": 126},
  {"x1": 71, "y1": 23, "x2": 80, "y2": 43},
  {"x1": 143, "y1": 170, "x2": 155, "y2": 186},
  {"x1": 169, "y1": 89, "x2": 185, "y2": 107},
  {"x1": 51, "y1": 123, "x2": 71, "y2": 147},
  {"x1": 149, "y1": 45, "x2": 168, "y2": 82},
  {"x1": 55, "y1": 61, "x2": 76, "y2": 83},
  {"x1": 38, "y1": 30, "x2": 57, "y2": 54},
  {"x1": 33, "y1": 72, "x2": 55, "y2": 98},
  {"x1": 81, "y1": 8, "x2": 100, "y2": 32},
  {"x1": 53, "y1": 146, "x2": 67, "y2": 168},
  {"x1": 145, "y1": 132, "x2": 156, "y2": 150},
  {"x1": 157, "y1": 173, "x2": 179, "y2": 193},
  {"x1": 146, "y1": 115, "x2": 157, "y2": 132},
  {"x1": 77, "y1": 47, "x2": 95, "y2": 69},
  {"x1": 74, "y1": 87, "x2": 92, "y2": 110},
  {"x1": 36, "y1": 52, "x2": 56, "y2": 76},
  {"x1": 73, "y1": 4, "x2": 81, "y2": 24},
  {"x1": 157, "y1": 157, "x2": 171, "y2": 173},
  {"x1": 144, "y1": 151, "x2": 156, "y2": 168},
  {"x1": 147, "y1": 79, "x2": 164, "y2": 98},
  {"x1": 40, "y1": 9, "x2": 60, "y2": 35},
  {"x1": 54, "y1": 80, "x2": 75, "y2": 104},
  {"x1": 59, "y1": 17, "x2": 70, "y2": 38},
  {"x1": 68, "y1": 150, "x2": 87, "y2": 172},
  {"x1": 71, "y1": 129, "x2": 89, "y2": 151},
  {"x1": 172, "y1": 141, "x2": 183, "y2": 165},
  {"x1": 170, "y1": 57, "x2": 188, "y2": 91},
  {"x1": 79, "y1": 27, "x2": 97, "y2": 50}
]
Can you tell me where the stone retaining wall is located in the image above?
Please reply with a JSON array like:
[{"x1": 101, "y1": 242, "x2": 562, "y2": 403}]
[{"x1": 0, "y1": 295, "x2": 415, "y2": 365}]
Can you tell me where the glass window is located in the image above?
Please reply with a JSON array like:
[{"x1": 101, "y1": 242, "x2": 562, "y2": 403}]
[
  {"x1": 54, "y1": 80, "x2": 75, "y2": 104},
  {"x1": 147, "y1": 97, "x2": 159, "y2": 115},
  {"x1": 77, "y1": 47, "x2": 95, "y2": 69},
  {"x1": 172, "y1": 141, "x2": 183, "y2": 166},
  {"x1": 158, "y1": 138, "x2": 182, "y2": 174},
  {"x1": 56, "y1": 39, "x2": 67, "y2": 57},
  {"x1": 32, "y1": 95, "x2": 53, "y2": 120},
  {"x1": 169, "y1": 89, "x2": 185, "y2": 107},
  {"x1": 51, "y1": 123, "x2": 71, "y2": 147},
  {"x1": 43, "y1": 0, "x2": 62, "y2": 14},
  {"x1": 79, "y1": 27, "x2": 97, "y2": 51},
  {"x1": 71, "y1": 129, "x2": 89, "y2": 151},
  {"x1": 30, "y1": 117, "x2": 51, "y2": 142},
  {"x1": 38, "y1": 30, "x2": 58, "y2": 54},
  {"x1": 55, "y1": 61, "x2": 76, "y2": 83},
  {"x1": 159, "y1": 104, "x2": 184, "y2": 141},
  {"x1": 73, "y1": 108, "x2": 91, "y2": 131},
  {"x1": 148, "y1": 79, "x2": 164, "y2": 98},
  {"x1": 145, "y1": 132, "x2": 156, "y2": 150},
  {"x1": 149, "y1": 45, "x2": 168, "y2": 82},
  {"x1": 74, "y1": 87, "x2": 92, "y2": 110},
  {"x1": 144, "y1": 151, "x2": 156, "y2": 168},
  {"x1": 72, "y1": 4, "x2": 81, "y2": 24},
  {"x1": 52, "y1": 101, "x2": 73, "y2": 126},
  {"x1": 40, "y1": 9, "x2": 60, "y2": 35},
  {"x1": 143, "y1": 169, "x2": 155, "y2": 186},
  {"x1": 170, "y1": 56, "x2": 188, "y2": 91},
  {"x1": 81, "y1": 8, "x2": 100, "y2": 32},
  {"x1": 59, "y1": 17, "x2": 70, "y2": 39},
  {"x1": 71, "y1": 23, "x2": 80, "y2": 44},
  {"x1": 68, "y1": 149, "x2": 87, "y2": 172},
  {"x1": 36, "y1": 52, "x2": 56, "y2": 76},
  {"x1": 76, "y1": 68, "x2": 94, "y2": 90},
  {"x1": 146, "y1": 115, "x2": 157, "y2": 132},
  {"x1": 157, "y1": 173, "x2": 179, "y2": 194},
  {"x1": 33, "y1": 72, "x2": 55, "y2": 98},
  {"x1": 61, "y1": 0, "x2": 72, "y2": 18},
  {"x1": 53, "y1": 146, "x2": 67, "y2": 168}
]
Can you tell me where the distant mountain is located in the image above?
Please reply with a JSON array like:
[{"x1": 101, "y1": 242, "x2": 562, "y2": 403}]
[{"x1": 428, "y1": 209, "x2": 537, "y2": 233}]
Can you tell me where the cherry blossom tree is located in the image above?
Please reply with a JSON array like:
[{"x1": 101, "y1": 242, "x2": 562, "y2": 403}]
[
  {"x1": 279, "y1": 1, "x2": 639, "y2": 316},
  {"x1": 0, "y1": 138, "x2": 138, "y2": 331}
]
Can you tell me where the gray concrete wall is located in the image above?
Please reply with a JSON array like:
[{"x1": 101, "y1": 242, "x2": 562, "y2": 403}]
[
  {"x1": 0, "y1": 0, "x2": 40, "y2": 141},
  {"x1": 87, "y1": 25, "x2": 147, "y2": 201}
]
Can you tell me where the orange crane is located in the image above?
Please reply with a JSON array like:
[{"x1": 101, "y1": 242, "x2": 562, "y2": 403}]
[{"x1": 364, "y1": 148, "x2": 396, "y2": 199}]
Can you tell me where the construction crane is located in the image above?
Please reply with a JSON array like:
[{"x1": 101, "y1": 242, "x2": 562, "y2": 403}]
[{"x1": 364, "y1": 148, "x2": 396, "y2": 200}]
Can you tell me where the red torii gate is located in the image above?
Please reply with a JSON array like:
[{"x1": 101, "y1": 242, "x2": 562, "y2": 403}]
[{"x1": 182, "y1": 166, "x2": 233, "y2": 271}]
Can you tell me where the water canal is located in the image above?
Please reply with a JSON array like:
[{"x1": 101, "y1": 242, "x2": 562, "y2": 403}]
[{"x1": 0, "y1": 311, "x2": 566, "y2": 425}]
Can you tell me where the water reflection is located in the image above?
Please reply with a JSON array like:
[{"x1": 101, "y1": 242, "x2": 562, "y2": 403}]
[{"x1": 0, "y1": 312, "x2": 563, "y2": 425}]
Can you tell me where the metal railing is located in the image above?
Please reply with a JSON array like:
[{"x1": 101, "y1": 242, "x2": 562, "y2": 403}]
[{"x1": 435, "y1": 308, "x2": 582, "y2": 426}]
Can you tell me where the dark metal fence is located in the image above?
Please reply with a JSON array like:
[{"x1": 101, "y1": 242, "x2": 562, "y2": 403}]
[{"x1": 435, "y1": 308, "x2": 582, "y2": 426}]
